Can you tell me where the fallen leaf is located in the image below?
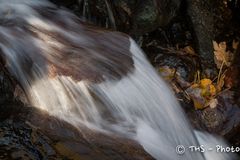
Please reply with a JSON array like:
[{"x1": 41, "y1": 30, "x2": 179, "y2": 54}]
[
  {"x1": 193, "y1": 98, "x2": 206, "y2": 110},
  {"x1": 200, "y1": 79, "x2": 212, "y2": 88},
  {"x1": 232, "y1": 40, "x2": 239, "y2": 50},
  {"x1": 158, "y1": 66, "x2": 175, "y2": 81},
  {"x1": 208, "y1": 98, "x2": 218, "y2": 109},
  {"x1": 181, "y1": 46, "x2": 196, "y2": 55},
  {"x1": 200, "y1": 84, "x2": 216, "y2": 99},
  {"x1": 209, "y1": 84, "x2": 216, "y2": 96},
  {"x1": 213, "y1": 41, "x2": 233, "y2": 69},
  {"x1": 187, "y1": 78, "x2": 217, "y2": 110}
]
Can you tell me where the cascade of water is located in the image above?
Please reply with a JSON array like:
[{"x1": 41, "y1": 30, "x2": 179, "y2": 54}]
[{"x1": 0, "y1": 1, "x2": 237, "y2": 159}]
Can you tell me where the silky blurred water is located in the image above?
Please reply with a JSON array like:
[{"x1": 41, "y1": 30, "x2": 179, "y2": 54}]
[{"x1": 0, "y1": 1, "x2": 237, "y2": 159}]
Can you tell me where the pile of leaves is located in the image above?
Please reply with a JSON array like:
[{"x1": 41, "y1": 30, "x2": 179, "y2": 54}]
[
  {"x1": 158, "y1": 40, "x2": 239, "y2": 110},
  {"x1": 186, "y1": 78, "x2": 217, "y2": 109},
  {"x1": 186, "y1": 40, "x2": 239, "y2": 110}
]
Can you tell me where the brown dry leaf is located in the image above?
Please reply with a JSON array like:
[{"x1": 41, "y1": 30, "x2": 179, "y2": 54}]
[
  {"x1": 213, "y1": 41, "x2": 233, "y2": 68},
  {"x1": 232, "y1": 40, "x2": 239, "y2": 50},
  {"x1": 191, "y1": 83, "x2": 199, "y2": 88},
  {"x1": 182, "y1": 46, "x2": 196, "y2": 55}
]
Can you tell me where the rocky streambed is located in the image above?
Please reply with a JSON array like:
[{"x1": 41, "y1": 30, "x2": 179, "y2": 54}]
[{"x1": 0, "y1": 0, "x2": 240, "y2": 159}]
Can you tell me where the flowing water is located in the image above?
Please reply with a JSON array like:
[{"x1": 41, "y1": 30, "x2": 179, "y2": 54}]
[{"x1": 0, "y1": 1, "x2": 237, "y2": 160}]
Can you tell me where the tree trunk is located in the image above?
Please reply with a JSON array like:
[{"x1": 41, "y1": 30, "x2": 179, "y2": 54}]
[{"x1": 186, "y1": 0, "x2": 231, "y2": 76}]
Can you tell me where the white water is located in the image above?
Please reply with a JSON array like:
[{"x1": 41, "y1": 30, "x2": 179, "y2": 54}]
[{"x1": 0, "y1": 1, "x2": 237, "y2": 159}]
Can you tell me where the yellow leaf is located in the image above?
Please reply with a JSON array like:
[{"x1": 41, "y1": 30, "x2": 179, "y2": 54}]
[
  {"x1": 187, "y1": 78, "x2": 217, "y2": 110},
  {"x1": 193, "y1": 99, "x2": 206, "y2": 110},
  {"x1": 159, "y1": 66, "x2": 175, "y2": 80},
  {"x1": 200, "y1": 84, "x2": 216, "y2": 99},
  {"x1": 200, "y1": 78, "x2": 212, "y2": 88},
  {"x1": 209, "y1": 84, "x2": 216, "y2": 96},
  {"x1": 201, "y1": 88, "x2": 209, "y2": 97}
]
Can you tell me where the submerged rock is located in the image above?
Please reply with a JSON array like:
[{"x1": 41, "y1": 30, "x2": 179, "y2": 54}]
[
  {"x1": 0, "y1": 37, "x2": 152, "y2": 160},
  {"x1": 0, "y1": 53, "x2": 153, "y2": 159}
]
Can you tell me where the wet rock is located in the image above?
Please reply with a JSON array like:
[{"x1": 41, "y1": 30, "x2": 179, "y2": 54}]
[
  {"x1": 142, "y1": 34, "x2": 198, "y2": 81},
  {"x1": 0, "y1": 70, "x2": 14, "y2": 104},
  {"x1": 0, "y1": 104, "x2": 155, "y2": 160},
  {"x1": 49, "y1": 0, "x2": 77, "y2": 7},
  {"x1": 186, "y1": 91, "x2": 240, "y2": 146},
  {"x1": 130, "y1": 0, "x2": 162, "y2": 34},
  {"x1": 139, "y1": 16, "x2": 198, "y2": 78},
  {"x1": 0, "y1": 3, "x2": 134, "y2": 83},
  {"x1": 25, "y1": 108, "x2": 155, "y2": 160},
  {"x1": 154, "y1": 53, "x2": 196, "y2": 81},
  {"x1": 130, "y1": 0, "x2": 180, "y2": 34},
  {"x1": 0, "y1": 55, "x2": 151, "y2": 160},
  {"x1": 0, "y1": 118, "x2": 59, "y2": 160},
  {"x1": 49, "y1": 0, "x2": 116, "y2": 30},
  {"x1": 49, "y1": 0, "x2": 180, "y2": 35},
  {"x1": 110, "y1": 0, "x2": 181, "y2": 34},
  {"x1": 0, "y1": 66, "x2": 21, "y2": 120}
]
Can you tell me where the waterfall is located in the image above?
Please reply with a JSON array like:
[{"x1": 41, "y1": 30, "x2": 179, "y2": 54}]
[{"x1": 0, "y1": 0, "x2": 237, "y2": 159}]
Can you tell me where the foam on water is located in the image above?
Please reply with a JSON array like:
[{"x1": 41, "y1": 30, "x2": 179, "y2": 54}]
[{"x1": 0, "y1": 1, "x2": 237, "y2": 159}]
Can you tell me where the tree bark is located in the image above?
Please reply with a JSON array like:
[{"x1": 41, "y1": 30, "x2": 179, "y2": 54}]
[{"x1": 186, "y1": 0, "x2": 231, "y2": 76}]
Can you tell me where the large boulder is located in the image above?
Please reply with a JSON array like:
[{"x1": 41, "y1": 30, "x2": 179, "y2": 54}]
[
  {"x1": 129, "y1": 0, "x2": 180, "y2": 34},
  {"x1": 0, "y1": 105, "x2": 155, "y2": 160},
  {"x1": 49, "y1": 0, "x2": 181, "y2": 35}
]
